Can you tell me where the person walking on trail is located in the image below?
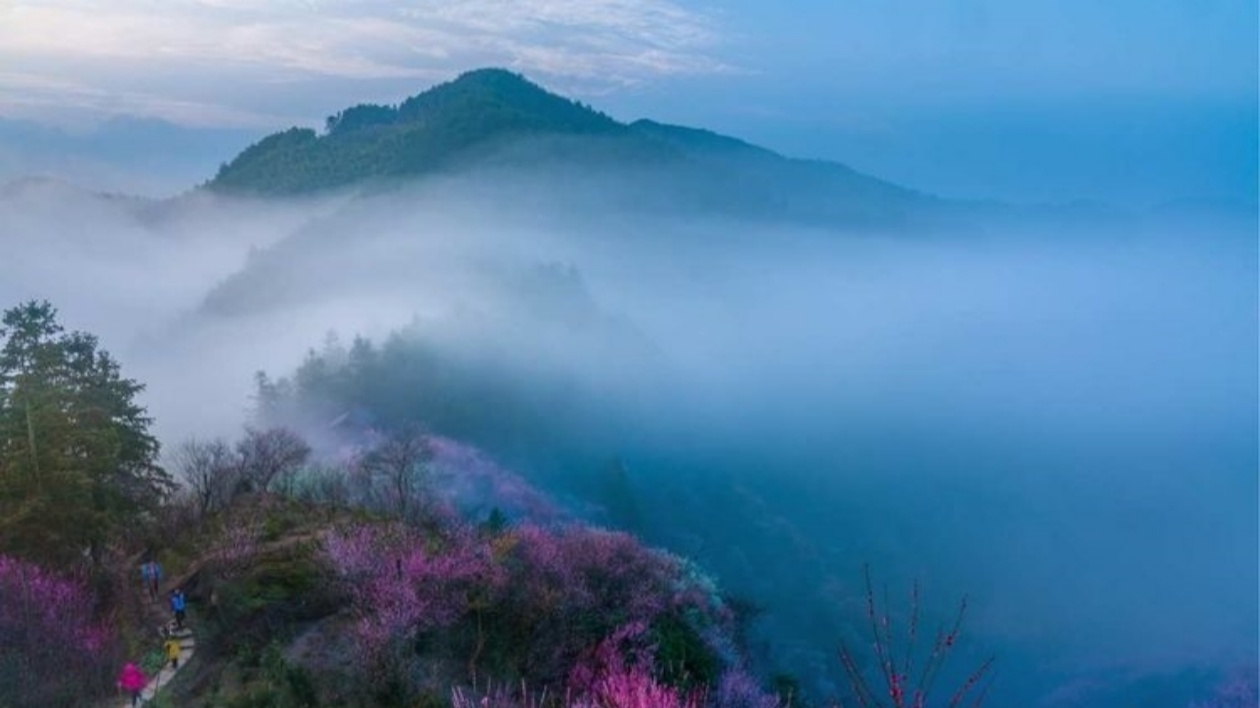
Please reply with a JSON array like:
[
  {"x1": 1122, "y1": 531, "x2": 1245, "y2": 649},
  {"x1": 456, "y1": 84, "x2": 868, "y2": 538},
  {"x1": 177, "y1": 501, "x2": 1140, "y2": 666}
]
[
  {"x1": 117, "y1": 662, "x2": 146, "y2": 707},
  {"x1": 140, "y1": 559, "x2": 162, "y2": 601},
  {"x1": 164, "y1": 635, "x2": 182, "y2": 670},
  {"x1": 169, "y1": 587, "x2": 186, "y2": 630}
]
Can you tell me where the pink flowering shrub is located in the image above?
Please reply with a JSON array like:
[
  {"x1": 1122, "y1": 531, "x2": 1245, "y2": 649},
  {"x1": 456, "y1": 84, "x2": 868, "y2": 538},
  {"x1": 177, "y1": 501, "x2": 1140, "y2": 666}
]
[
  {"x1": 212, "y1": 517, "x2": 263, "y2": 578},
  {"x1": 451, "y1": 681, "x2": 555, "y2": 708},
  {"x1": 0, "y1": 555, "x2": 119, "y2": 708},
  {"x1": 568, "y1": 622, "x2": 700, "y2": 708},
  {"x1": 565, "y1": 616, "x2": 758, "y2": 707},
  {"x1": 586, "y1": 663, "x2": 701, "y2": 708},
  {"x1": 318, "y1": 433, "x2": 747, "y2": 700},
  {"x1": 568, "y1": 622, "x2": 657, "y2": 696},
  {"x1": 714, "y1": 668, "x2": 783, "y2": 708},
  {"x1": 325, "y1": 523, "x2": 504, "y2": 671},
  {"x1": 448, "y1": 670, "x2": 709, "y2": 708},
  {"x1": 489, "y1": 523, "x2": 708, "y2": 685},
  {"x1": 325, "y1": 519, "x2": 739, "y2": 700}
]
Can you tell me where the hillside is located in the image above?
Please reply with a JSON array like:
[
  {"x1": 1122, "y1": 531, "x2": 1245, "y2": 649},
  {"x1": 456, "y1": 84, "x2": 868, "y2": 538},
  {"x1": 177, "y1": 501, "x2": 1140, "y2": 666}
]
[{"x1": 206, "y1": 68, "x2": 934, "y2": 226}]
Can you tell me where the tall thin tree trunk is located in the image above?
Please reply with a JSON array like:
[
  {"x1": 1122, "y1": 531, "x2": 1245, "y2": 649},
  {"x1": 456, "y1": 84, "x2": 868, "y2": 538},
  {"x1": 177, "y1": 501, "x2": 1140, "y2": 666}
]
[{"x1": 24, "y1": 397, "x2": 40, "y2": 495}]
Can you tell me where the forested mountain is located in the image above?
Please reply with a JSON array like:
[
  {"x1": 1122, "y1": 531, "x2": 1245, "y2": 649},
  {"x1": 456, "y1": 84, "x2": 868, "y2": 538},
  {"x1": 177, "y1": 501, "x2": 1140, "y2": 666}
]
[
  {"x1": 207, "y1": 68, "x2": 935, "y2": 226},
  {"x1": 4, "y1": 60, "x2": 1252, "y2": 708}
]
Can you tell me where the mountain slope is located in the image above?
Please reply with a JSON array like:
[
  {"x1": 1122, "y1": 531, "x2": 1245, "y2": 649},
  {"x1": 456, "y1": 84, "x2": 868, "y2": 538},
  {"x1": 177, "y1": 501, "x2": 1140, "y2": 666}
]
[
  {"x1": 208, "y1": 68, "x2": 627, "y2": 194},
  {"x1": 206, "y1": 68, "x2": 936, "y2": 225}
]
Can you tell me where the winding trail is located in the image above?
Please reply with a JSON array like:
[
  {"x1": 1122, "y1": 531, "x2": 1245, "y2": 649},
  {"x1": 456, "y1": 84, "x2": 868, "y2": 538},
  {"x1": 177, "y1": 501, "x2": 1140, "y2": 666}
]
[
  {"x1": 121, "y1": 625, "x2": 196, "y2": 707},
  {"x1": 116, "y1": 526, "x2": 331, "y2": 705}
]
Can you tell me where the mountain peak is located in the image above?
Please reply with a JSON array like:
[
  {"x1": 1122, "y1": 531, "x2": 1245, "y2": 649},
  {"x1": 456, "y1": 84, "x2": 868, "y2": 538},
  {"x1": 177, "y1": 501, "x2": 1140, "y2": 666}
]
[
  {"x1": 317, "y1": 67, "x2": 618, "y2": 138},
  {"x1": 448, "y1": 67, "x2": 541, "y2": 90},
  {"x1": 204, "y1": 68, "x2": 925, "y2": 225},
  {"x1": 389, "y1": 66, "x2": 620, "y2": 134},
  {"x1": 210, "y1": 67, "x2": 628, "y2": 194}
]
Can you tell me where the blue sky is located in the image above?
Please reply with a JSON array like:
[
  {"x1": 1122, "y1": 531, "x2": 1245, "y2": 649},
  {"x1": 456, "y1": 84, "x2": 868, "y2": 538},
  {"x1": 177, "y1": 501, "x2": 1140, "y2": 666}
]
[{"x1": 0, "y1": 0, "x2": 1255, "y2": 204}]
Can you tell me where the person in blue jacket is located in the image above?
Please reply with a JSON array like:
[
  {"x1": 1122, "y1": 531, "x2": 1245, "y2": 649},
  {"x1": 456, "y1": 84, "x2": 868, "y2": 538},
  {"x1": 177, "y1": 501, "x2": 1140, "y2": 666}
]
[
  {"x1": 140, "y1": 559, "x2": 162, "y2": 601},
  {"x1": 169, "y1": 587, "x2": 187, "y2": 630}
]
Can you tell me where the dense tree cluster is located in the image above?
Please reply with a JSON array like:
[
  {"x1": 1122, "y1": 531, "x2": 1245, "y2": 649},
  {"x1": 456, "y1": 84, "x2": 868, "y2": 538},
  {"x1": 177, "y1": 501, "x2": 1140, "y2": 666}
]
[
  {"x1": 0, "y1": 301, "x2": 171, "y2": 569},
  {"x1": 323, "y1": 519, "x2": 759, "y2": 706}
]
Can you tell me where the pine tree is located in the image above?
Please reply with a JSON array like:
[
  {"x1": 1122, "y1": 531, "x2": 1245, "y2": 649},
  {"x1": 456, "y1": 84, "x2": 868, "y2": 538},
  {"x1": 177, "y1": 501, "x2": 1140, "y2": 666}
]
[{"x1": 0, "y1": 301, "x2": 171, "y2": 568}]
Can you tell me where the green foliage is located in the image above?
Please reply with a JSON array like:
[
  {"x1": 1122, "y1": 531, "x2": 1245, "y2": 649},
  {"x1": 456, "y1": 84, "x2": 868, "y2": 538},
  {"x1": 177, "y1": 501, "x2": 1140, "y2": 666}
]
[
  {"x1": 770, "y1": 673, "x2": 802, "y2": 708},
  {"x1": 140, "y1": 648, "x2": 169, "y2": 676},
  {"x1": 205, "y1": 65, "x2": 926, "y2": 230},
  {"x1": 411, "y1": 689, "x2": 449, "y2": 708},
  {"x1": 0, "y1": 300, "x2": 171, "y2": 569},
  {"x1": 480, "y1": 507, "x2": 509, "y2": 536},
  {"x1": 210, "y1": 68, "x2": 623, "y2": 196},
  {"x1": 326, "y1": 103, "x2": 397, "y2": 135},
  {"x1": 261, "y1": 642, "x2": 319, "y2": 707},
  {"x1": 651, "y1": 612, "x2": 722, "y2": 691},
  {"x1": 147, "y1": 694, "x2": 178, "y2": 708},
  {"x1": 262, "y1": 511, "x2": 294, "y2": 542},
  {"x1": 207, "y1": 546, "x2": 338, "y2": 658},
  {"x1": 216, "y1": 642, "x2": 321, "y2": 708},
  {"x1": 252, "y1": 327, "x2": 578, "y2": 465}
]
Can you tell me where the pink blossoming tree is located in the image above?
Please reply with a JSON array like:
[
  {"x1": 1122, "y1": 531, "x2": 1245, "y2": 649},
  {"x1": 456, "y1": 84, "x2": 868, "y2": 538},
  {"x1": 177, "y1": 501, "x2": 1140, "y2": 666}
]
[
  {"x1": 325, "y1": 518, "x2": 739, "y2": 701},
  {"x1": 0, "y1": 555, "x2": 119, "y2": 708}
]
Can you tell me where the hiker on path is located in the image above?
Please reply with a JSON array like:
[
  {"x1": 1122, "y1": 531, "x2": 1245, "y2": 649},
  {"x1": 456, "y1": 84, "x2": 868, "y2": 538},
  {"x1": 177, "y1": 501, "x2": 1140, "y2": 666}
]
[
  {"x1": 169, "y1": 587, "x2": 186, "y2": 630},
  {"x1": 164, "y1": 635, "x2": 182, "y2": 670},
  {"x1": 140, "y1": 559, "x2": 162, "y2": 601},
  {"x1": 117, "y1": 662, "x2": 146, "y2": 707}
]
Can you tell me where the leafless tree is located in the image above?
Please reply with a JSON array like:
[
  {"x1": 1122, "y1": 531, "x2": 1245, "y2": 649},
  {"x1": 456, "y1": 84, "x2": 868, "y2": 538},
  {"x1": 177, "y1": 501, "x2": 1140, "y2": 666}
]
[
  {"x1": 236, "y1": 427, "x2": 311, "y2": 494},
  {"x1": 362, "y1": 426, "x2": 432, "y2": 521},
  {"x1": 172, "y1": 437, "x2": 239, "y2": 518},
  {"x1": 837, "y1": 564, "x2": 994, "y2": 708}
]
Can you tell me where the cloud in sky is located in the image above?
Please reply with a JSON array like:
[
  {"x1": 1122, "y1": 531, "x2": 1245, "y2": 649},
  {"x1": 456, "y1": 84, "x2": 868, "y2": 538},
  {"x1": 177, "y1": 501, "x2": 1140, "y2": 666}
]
[
  {"x1": 2, "y1": 0, "x2": 1255, "y2": 131},
  {"x1": 0, "y1": 0, "x2": 728, "y2": 126},
  {"x1": 0, "y1": 0, "x2": 1253, "y2": 207}
]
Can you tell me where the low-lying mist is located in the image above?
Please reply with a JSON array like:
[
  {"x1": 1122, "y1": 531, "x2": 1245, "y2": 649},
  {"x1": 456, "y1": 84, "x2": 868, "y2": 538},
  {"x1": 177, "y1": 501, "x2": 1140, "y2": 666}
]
[{"x1": 1, "y1": 173, "x2": 1255, "y2": 705}]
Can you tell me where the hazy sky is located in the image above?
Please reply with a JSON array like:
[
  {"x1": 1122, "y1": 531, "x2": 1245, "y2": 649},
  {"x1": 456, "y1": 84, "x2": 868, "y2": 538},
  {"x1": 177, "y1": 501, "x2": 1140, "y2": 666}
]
[{"x1": 0, "y1": 0, "x2": 1256, "y2": 203}]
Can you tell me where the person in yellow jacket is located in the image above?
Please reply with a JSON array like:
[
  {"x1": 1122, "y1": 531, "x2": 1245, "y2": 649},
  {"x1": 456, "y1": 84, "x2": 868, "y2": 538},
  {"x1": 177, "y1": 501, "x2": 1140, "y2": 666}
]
[{"x1": 164, "y1": 636, "x2": 182, "y2": 670}]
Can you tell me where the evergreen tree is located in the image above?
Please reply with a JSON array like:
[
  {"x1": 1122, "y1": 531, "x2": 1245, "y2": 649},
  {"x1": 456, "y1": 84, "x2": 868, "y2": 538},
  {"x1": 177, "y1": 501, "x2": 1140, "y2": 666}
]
[{"x1": 0, "y1": 301, "x2": 170, "y2": 568}]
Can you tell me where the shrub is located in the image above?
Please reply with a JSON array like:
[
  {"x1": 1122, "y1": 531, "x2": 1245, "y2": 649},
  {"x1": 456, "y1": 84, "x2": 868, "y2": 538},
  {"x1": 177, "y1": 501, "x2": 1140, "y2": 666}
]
[
  {"x1": 324, "y1": 521, "x2": 505, "y2": 702},
  {"x1": 652, "y1": 613, "x2": 723, "y2": 690},
  {"x1": 0, "y1": 554, "x2": 120, "y2": 707},
  {"x1": 487, "y1": 524, "x2": 705, "y2": 685},
  {"x1": 325, "y1": 521, "x2": 735, "y2": 696},
  {"x1": 206, "y1": 545, "x2": 337, "y2": 658},
  {"x1": 714, "y1": 668, "x2": 783, "y2": 708},
  {"x1": 587, "y1": 664, "x2": 699, "y2": 708},
  {"x1": 567, "y1": 623, "x2": 700, "y2": 708}
]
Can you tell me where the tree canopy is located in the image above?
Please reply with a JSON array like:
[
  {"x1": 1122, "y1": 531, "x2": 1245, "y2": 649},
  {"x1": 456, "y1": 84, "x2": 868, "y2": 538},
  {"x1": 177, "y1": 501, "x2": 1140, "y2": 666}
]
[{"x1": 0, "y1": 300, "x2": 171, "y2": 568}]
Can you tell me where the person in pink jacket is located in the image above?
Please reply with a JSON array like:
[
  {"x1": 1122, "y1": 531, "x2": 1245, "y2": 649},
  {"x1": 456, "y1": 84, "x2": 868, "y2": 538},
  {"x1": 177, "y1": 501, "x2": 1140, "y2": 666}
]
[{"x1": 117, "y1": 662, "x2": 147, "y2": 707}]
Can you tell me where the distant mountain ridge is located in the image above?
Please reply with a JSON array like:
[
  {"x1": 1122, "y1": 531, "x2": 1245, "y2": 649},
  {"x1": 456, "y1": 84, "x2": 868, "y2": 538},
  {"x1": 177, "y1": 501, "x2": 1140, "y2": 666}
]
[{"x1": 207, "y1": 68, "x2": 938, "y2": 226}]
